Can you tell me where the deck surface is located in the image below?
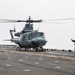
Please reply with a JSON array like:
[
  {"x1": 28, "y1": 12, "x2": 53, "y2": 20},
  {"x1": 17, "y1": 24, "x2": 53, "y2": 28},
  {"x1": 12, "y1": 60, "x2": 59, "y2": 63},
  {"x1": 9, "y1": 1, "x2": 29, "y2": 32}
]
[{"x1": 0, "y1": 48, "x2": 75, "y2": 75}]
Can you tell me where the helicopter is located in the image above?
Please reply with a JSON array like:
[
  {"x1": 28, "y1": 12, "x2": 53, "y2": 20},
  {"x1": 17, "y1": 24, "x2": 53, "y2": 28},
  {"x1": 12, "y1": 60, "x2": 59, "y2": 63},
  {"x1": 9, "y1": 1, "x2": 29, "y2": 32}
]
[
  {"x1": 3, "y1": 16, "x2": 47, "y2": 51},
  {"x1": 0, "y1": 16, "x2": 75, "y2": 51}
]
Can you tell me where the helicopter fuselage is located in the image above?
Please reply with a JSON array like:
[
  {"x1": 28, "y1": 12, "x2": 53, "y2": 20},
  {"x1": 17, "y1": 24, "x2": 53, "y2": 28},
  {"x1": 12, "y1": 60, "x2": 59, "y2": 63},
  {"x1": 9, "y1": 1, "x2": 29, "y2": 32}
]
[{"x1": 11, "y1": 30, "x2": 47, "y2": 49}]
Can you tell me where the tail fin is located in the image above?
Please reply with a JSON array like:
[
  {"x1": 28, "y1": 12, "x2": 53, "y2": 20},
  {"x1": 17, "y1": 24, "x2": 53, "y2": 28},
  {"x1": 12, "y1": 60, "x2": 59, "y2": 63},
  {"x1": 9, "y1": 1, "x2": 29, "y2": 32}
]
[
  {"x1": 10, "y1": 30, "x2": 14, "y2": 39},
  {"x1": 14, "y1": 27, "x2": 16, "y2": 32}
]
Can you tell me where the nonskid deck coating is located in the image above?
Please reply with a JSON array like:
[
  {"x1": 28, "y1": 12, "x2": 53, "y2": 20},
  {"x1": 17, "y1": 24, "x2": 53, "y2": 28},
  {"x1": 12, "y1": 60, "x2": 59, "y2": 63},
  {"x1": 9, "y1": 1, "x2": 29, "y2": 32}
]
[{"x1": 0, "y1": 48, "x2": 75, "y2": 75}]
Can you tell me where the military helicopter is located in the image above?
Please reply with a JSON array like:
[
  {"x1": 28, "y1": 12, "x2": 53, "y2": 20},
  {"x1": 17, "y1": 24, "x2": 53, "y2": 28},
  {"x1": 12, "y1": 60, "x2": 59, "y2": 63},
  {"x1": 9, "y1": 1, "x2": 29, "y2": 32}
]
[
  {"x1": 0, "y1": 16, "x2": 75, "y2": 51},
  {"x1": 3, "y1": 16, "x2": 47, "y2": 51}
]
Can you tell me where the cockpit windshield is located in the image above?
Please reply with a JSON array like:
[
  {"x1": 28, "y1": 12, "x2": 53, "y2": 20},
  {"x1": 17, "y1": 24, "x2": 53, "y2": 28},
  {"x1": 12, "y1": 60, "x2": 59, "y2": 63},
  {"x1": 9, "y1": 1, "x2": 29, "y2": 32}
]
[
  {"x1": 31, "y1": 31, "x2": 38, "y2": 38},
  {"x1": 31, "y1": 32, "x2": 45, "y2": 38},
  {"x1": 38, "y1": 32, "x2": 45, "y2": 38}
]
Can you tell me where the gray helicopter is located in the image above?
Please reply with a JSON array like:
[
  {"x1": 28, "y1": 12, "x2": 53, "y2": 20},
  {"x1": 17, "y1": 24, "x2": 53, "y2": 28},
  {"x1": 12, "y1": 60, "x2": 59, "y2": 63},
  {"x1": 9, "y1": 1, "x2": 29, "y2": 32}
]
[
  {"x1": 4, "y1": 16, "x2": 47, "y2": 51},
  {"x1": 1, "y1": 16, "x2": 74, "y2": 51}
]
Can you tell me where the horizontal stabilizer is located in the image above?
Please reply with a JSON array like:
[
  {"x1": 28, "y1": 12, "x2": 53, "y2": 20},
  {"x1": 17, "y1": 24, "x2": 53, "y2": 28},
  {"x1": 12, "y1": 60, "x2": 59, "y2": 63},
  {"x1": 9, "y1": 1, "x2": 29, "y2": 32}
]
[{"x1": 3, "y1": 39, "x2": 12, "y2": 41}]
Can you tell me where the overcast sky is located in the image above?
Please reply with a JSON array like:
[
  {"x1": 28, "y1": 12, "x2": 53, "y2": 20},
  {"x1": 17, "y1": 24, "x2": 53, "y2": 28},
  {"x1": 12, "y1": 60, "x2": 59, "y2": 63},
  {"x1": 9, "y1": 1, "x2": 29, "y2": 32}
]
[{"x1": 0, "y1": 0, "x2": 75, "y2": 50}]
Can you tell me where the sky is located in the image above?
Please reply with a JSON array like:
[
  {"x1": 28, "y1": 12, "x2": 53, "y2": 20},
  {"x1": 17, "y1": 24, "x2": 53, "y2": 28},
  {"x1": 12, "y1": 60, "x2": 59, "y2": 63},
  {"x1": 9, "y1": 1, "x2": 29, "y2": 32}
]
[{"x1": 0, "y1": 0, "x2": 75, "y2": 50}]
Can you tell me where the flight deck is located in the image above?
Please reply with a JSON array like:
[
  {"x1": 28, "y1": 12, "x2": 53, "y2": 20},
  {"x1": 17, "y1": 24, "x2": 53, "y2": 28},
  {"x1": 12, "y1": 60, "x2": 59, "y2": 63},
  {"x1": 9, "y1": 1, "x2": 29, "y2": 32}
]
[{"x1": 0, "y1": 45, "x2": 75, "y2": 75}]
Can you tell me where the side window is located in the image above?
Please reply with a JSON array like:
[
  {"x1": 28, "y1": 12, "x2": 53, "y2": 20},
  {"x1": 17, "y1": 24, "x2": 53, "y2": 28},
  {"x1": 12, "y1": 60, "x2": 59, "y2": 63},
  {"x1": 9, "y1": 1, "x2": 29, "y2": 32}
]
[
  {"x1": 31, "y1": 33, "x2": 33, "y2": 38},
  {"x1": 25, "y1": 34, "x2": 28, "y2": 40},
  {"x1": 30, "y1": 31, "x2": 38, "y2": 38},
  {"x1": 22, "y1": 34, "x2": 28, "y2": 41},
  {"x1": 38, "y1": 32, "x2": 45, "y2": 38},
  {"x1": 28, "y1": 34, "x2": 31, "y2": 40}
]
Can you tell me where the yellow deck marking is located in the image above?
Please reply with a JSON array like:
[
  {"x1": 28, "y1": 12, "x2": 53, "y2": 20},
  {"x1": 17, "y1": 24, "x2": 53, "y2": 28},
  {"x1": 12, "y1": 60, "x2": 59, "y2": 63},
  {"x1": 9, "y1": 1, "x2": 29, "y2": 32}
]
[{"x1": 1, "y1": 50, "x2": 75, "y2": 60}]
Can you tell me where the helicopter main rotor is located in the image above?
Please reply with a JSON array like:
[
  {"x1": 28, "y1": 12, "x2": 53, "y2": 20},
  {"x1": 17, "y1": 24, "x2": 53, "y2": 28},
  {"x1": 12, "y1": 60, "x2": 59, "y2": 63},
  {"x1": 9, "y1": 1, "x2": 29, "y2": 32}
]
[
  {"x1": 17, "y1": 16, "x2": 42, "y2": 24},
  {"x1": 0, "y1": 16, "x2": 75, "y2": 24},
  {"x1": 0, "y1": 16, "x2": 42, "y2": 23}
]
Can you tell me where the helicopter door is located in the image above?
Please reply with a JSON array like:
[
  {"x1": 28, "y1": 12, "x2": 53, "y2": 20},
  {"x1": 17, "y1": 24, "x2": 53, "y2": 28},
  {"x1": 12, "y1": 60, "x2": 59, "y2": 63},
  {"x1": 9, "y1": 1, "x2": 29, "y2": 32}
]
[
  {"x1": 25, "y1": 34, "x2": 28, "y2": 40},
  {"x1": 21, "y1": 33, "x2": 28, "y2": 41},
  {"x1": 28, "y1": 34, "x2": 31, "y2": 40}
]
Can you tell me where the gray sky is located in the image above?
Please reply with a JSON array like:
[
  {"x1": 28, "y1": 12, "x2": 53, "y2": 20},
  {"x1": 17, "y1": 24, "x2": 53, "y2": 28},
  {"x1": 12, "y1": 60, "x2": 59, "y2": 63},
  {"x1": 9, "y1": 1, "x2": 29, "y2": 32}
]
[{"x1": 0, "y1": 0, "x2": 75, "y2": 50}]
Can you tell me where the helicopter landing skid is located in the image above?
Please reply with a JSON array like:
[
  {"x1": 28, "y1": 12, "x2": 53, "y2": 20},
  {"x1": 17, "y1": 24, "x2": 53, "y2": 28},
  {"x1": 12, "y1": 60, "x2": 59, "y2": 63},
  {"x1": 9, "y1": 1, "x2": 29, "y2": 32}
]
[
  {"x1": 16, "y1": 47, "x2": 21, "y2": 51},
  {"x1": 16, "y1": 47, "x2": 47, "y2": 52},
  {"x1": 35, "y1": 47, "x2": 47, "y2": 52}
]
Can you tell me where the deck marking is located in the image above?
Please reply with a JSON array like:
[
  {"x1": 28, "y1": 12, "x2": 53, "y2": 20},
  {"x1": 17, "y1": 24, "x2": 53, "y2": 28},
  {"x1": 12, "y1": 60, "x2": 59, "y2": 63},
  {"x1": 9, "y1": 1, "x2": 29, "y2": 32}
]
[
  {"x1": 47, "y1": 63, "x2": 56, "y2": 66},
  {"x1": 39, "y1": 58, "x2": 43, "y2": 60},
  {"x1": 7, "y1": 57, "x2": 11, "y2": 60},
  {"x1": 54, "y1": 61, "x2": 59, "y2": 63},
  {"x1": 5, "y1": 64, "x2": 12, "y2": 67},
  {"x1": 15, "y1": 55, "x2": 18, "y2": 57},
  {"x1": 55, "y1": 66, "x2": 61, "y2": 69},
  {"x1": 18, "y1": 59, "x2": 23, "y2": 62},
  {"x1": 48, "y1": 52, "x2": 74, "y2": 56},
  {"x1": 2, "y1": 50, "x2": 75, "y2": 60},
  {"x1": 23, "y1": 69, "x2": 31, "y2": 72},
  {"x1": 34, "y1": 62, "x2": 39, "y2": 65}
]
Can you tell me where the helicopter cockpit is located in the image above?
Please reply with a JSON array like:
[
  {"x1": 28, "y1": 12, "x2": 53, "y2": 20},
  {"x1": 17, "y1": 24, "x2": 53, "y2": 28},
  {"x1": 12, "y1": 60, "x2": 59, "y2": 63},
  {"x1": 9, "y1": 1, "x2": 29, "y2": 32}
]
[
  {"x1": 21, "y1": 31, "x2": 45, "y2": 41},
  {"x1": 30, "y1": 31, "x2": 45, "y2": 39},
  {"x1": 38, "y1": 32, "x2": 45, "y2": 38}
]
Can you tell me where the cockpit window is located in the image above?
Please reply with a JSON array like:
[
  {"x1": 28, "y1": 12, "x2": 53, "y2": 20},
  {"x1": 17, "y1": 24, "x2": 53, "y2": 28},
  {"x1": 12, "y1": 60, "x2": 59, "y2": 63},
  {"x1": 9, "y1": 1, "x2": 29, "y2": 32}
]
[
  {"x1": 38, "y1": 32, "x2": 45, "y2": 38},
  {"x1": 22, "y1": 33, "x2": 28, "y2": 41},
  {"x1": 28, "y1": 34, "x2": 31, "y2": 40},
  {"x1": 27, "y1": 31, "x2": 45, "y2": 39},
  {"x1": 31, "y1": 31, "x2": 37, "y2": 38}
]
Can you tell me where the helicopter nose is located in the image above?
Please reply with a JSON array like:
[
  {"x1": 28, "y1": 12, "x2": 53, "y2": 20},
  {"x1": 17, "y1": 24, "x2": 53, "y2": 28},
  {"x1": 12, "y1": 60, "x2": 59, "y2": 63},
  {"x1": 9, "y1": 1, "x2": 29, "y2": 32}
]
[
  {"x1": 38, "y1": 38, "x2": 47, "y2": 45},
  {"x1": 32, "y1": 38, "x2": 47, "y2": 47},
  {"x1": 32, "y1": 40, "x2": 39, "y2": 46}
]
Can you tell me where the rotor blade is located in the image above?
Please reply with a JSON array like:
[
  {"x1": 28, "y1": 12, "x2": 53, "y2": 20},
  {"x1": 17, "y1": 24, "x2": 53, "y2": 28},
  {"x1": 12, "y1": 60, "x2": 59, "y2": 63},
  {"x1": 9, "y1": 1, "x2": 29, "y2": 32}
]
[
  {"x1": 43, "y1": 18, "x2": 75, "y2": 22},
  {"x1": 0, "y1": 19, "x2": 28, "y2": 23},
  {"x1": 0, "y1": 19, "x2": 42, "y2": 23},
  {"x1": 17, "y1": 20, "x2": 42, "y2": 23},
  {"x1": 0, "y1": 18, "x2": 75, "y2": 23},
  {"x1": 41, "y1": 21, "x2": 64, "y2": 24},
  {"x1": 0, "y1": 19, "x2": 18, "y2": 23}
]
